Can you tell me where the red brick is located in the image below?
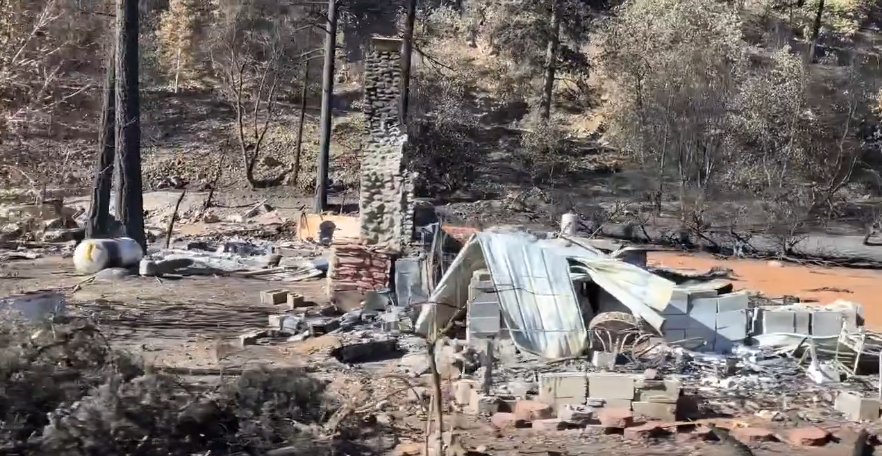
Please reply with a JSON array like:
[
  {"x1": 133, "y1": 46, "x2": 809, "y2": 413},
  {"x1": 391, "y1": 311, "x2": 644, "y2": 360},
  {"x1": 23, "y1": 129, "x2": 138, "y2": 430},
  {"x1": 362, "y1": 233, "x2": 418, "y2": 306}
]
[
  {"x1": 788, "y1": 427, "x2": 831, "y2": 446},
  {"x1": 490, "y1": 412, "x2": 528, "y2": 430},
  {"x1": 513, "y1": 400, "x2": 554, "y2": 421},
  {"x1": 733, "y1": 427, "x2": 777, "y2": 443},
  {"x1": 531, "y1": 419, "x2": 568, "y2": 431},
  {"x1": 624, "y1": 422, "x2": 670, "y2": 440},
  {"x1": 598, "y1": 408, "x2": 634, "y2": 429}
]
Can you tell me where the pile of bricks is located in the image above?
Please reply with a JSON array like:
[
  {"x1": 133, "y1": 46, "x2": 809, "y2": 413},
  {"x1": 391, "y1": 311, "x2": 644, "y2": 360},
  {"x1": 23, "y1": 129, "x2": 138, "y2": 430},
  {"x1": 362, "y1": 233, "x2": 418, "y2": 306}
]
[
  {"x1": 452, "y1": 372, "x2": 835, "y2": 445},
  {"x1": 327, "y1": 244, "x2": 395, "y2": 309}
]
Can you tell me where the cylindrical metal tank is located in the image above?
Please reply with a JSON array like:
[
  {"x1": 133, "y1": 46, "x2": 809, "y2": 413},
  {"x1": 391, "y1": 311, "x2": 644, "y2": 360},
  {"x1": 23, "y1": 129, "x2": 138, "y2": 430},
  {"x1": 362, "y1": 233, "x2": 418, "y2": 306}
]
[{"x1": 73, "y1": 238, "x2": 144, "y2": 274}]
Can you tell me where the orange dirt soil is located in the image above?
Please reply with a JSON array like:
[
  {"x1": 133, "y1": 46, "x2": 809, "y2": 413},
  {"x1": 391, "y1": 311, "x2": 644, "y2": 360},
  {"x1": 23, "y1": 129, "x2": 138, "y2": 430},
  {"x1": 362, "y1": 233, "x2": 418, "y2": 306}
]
[{"x1": 650, "y1": 251, "x2": 882, "y2": 328}]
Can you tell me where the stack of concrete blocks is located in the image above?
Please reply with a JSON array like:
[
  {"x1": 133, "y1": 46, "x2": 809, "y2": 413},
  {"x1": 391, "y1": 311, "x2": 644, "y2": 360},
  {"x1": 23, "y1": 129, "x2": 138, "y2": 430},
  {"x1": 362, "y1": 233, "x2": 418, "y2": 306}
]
[
  {"x1": 661, "y1": 289, "x2": 750, "y2": 353},
  {"x1": 360, "y1": 36, "x2": 416, "y2": 250},
  {"x1": 467, "y1": 269, "x2": 501, "y2": 346},
  {"x1": 327, "y1": 244, "x2": 395, "y2": 311},
  {"x1": 537, "y1": 372, "x2": 682, "y2": 422},
  {"x1": 756, "y1": 304, "x2": 861, "y2": 337}
]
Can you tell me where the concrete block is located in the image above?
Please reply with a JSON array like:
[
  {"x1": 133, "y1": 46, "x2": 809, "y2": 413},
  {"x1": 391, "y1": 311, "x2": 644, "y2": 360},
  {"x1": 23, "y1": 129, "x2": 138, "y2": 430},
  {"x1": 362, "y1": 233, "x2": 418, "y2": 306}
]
[
  {"x1": 761, "y1": 309, "x2": 796, "y2": 334},
  {"x1": 637, "y1": 392, "x2": 678, "y2": 403},
  {"x1": 716, "y1": 291, "x2": 750, "y2": 312},
  {"x1": 468, "y1": 390, "x2": 502, "y2": 415},
  {"x1": 468, "y1": 316, "x2": 501, "y2": 335},
  {"x1": 539, "y1": 372, "x2": 587, "y2": 407},
  {"x1": 812, "y1": 311, "x2": 845, "y2": 337},
  {"x1": 795, "y1": 311, "x2": 811, "y2": 334},
  {"x1": 663, "y1": 314, "x2": 694, "y2": 330},
  {"x1": 260, "y1": 289, "x2": 288, "y2": 305},
  {"x1": 454, "y1": 380, "x2": 478, "y2": 406},
  {"x1": 663, "y1": 379, "x2": 682, "y2": 398},
  {"x1": 834, "y1": 392, "x2": 881, "y2": 421},
  {"x1": 669, "y1": 289, "x2": 691, "y2": 301},
  {"x1": 588, "y1": 373, "x2": 635, "y2": 400},
  {"x1": 632, "y1": 401, "x2": 676, "y2": 421},
  {"x1": 716, "y1": 310, "x2": 748, "y2": 353},
  {"x1": 663, "y1": 298, "x2": 689, "y2": 315},
  {"x1": 684, "y1": 328, "x2": 716, "y2": 352},
  {"x1": 472, "y1": 269, "x2": 491, "y2": 282},
  {"x1": 687, "y1": 298, "x2": 717, "y2": 330},
  {"x1": 690, "y1": 290, "x2": 719, "y2": 299},
  {"x1": 469, "y1": 301, "x2": 500, "y2": 319},
  {"x1": 286, "y1": 292, "x2": 307, "y2": 309}
]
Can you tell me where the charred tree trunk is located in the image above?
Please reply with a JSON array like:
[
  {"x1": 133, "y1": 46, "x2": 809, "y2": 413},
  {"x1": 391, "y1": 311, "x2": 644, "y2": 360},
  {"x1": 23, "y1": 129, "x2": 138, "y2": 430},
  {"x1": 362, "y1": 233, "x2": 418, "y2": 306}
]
[
  {"x1": 314, "y1": 0, "x2": 338, "y2": 213},
  {"x1": 808, "y1": 0, "x2": 825, "y2": 63},
  {"x1": 293, "y1": 59, "x2": 310, "y2": 188},
  {"x1": 399, "y1": 0, "x2": 417, "y2": 125},
  {"x1": 86, "y1": 43, "x2": 116, "y2": 239},
  {"x1": 116, "y1": 0, "x2": 146, "y2": 252},
  {"x1": 540, "y1": 0, "x2": 560, "y2": 121}
]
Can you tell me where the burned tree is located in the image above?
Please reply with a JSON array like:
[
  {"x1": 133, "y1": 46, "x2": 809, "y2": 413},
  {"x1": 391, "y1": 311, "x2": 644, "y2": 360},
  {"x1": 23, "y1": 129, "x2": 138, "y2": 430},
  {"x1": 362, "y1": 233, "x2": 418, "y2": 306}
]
[
  {"x1": 116, "y1": 0, "x2": 146, "y2": 251},
  {"x1": 86, "y1": 43, "x2": 116, "y2": 239}
]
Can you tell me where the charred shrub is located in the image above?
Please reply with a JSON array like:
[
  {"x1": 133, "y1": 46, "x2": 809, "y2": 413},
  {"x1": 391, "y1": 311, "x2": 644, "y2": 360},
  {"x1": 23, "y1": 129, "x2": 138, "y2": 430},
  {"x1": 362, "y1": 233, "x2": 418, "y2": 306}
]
[{"x1": 0, "y1": 319, "x2": 144, "y2": 446}]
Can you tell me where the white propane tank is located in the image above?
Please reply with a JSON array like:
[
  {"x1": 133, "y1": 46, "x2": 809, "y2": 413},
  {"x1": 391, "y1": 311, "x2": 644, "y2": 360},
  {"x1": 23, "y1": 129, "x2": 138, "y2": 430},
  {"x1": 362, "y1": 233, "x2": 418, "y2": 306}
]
[
  {"x1": 560, "y1": 212, "x2": 579, "y2": 236},
  {"x1": 73, "y1": 237, "x2": 144, "y2": 274}
]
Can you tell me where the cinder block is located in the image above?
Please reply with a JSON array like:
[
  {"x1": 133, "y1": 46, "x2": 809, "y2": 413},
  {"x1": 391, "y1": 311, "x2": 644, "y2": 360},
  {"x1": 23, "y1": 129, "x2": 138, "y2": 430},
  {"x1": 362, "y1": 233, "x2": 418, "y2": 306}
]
[
  {"x1": 470, "y1": 301, "x2": 500, "y2": 319},
  {"x1": 260, "y1": 289, "x2": 288, "y2": 305},
  {"x1": 834, "y1": 391, "x2": 881, "y2": 421},
  {"x1": 472, "y1": 269, "x2": 491, "y2": 281},
  {"x1": 684, "y1": 328, "x2": 716, "y2": 352},
  {"x1": 454, "y1": 380, "x2": 478, "y2": 405},
  {"x1": 539, "y1": 372, "x2": 587, "y2": 407},
  {"x1": 669, "y1": 289, "x2": 691, "y2": 301},
  {"x1": 468, "y1": 317, "x2": 501, "y2": 335},
  {"x1": 286, "y1": 292, "x2": 307, "y2": 309},
  {"x1": 687, "y1": 302, "x2": 717, "y2": 330},
  {"x1": 588, "y1": 373, "x2": 635, "y2": 400},
  {"x1": 716, "y1": 291, "x2": 749, "y2": 312},
  {"x1": 689, "y1": 296, "x2": 719, "y2": 312},
  {"x1": 663, "y1": 314, "x2": 693, "y2": 330},
  {"x1": 716, "y1": 310, "x2": 748, "y2": 353},
  {"x1": 761, "y1": 309, "x2": 796, "y2": 334},
  {"x1": 795, "y1": 311, "x2": 811, "y2": 334},
  {"x1": 632, "y1": 401, "x2": 676, "y2": 421},
  {"x1": 691, "y1": 290, "x2": 719, "y2": 299},
  {"x1": 663, "y1": 298, "x2": 690, "y2": 315},
  {"x1": 812, "y1": 311, "x2": 845, "y2": 337},
  {"x1": 468, "y1": 390, "x2": 503, "y2": 415}
]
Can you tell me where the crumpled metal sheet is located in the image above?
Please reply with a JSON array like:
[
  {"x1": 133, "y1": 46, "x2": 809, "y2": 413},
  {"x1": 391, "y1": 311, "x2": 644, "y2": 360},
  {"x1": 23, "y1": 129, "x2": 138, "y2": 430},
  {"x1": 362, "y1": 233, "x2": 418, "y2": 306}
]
[{"x1": 415, "y1": 232, "x2": 675, "y2": 359}]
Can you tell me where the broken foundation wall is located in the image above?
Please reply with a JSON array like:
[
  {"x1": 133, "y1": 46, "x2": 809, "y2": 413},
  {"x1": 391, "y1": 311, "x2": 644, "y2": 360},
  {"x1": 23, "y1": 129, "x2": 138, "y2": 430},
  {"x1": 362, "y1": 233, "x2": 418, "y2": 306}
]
[{"x1": 328, "y1": 244, "x2": 395, "y2": 310}]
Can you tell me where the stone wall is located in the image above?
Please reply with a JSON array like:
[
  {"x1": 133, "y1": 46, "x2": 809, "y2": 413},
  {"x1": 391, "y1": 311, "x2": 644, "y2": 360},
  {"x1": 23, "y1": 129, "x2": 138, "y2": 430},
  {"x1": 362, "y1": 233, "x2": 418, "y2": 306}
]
[
  {"x1": 327, "y1": 244, "x2": 395, "y2": 311},
  {"x1": 360, "y1": 36, "x2": 415, "y2": 251}
]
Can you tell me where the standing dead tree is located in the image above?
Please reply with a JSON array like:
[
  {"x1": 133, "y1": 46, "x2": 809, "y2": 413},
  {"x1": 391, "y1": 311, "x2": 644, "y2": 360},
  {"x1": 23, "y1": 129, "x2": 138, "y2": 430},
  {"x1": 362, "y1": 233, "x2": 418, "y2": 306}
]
[
  {"x1": 86, "y1": 43, "x2": 117, "y2": 239},
  {"x1": 116, "y1": 0, "x2": 147, "y2": 252},
  {"x1": 212, "y1": 5, "x2": 298, "y2": 189}
]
